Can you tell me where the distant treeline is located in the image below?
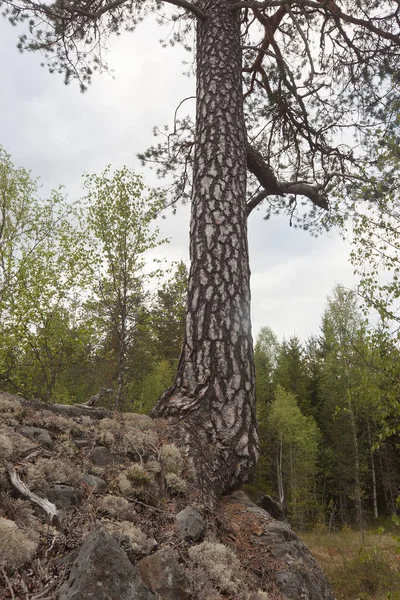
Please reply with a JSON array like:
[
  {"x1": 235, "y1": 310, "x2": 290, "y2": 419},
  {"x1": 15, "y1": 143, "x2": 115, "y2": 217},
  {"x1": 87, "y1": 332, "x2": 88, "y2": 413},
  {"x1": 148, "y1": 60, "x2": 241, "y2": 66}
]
[{"x1": 250, "y1": 285, "x2": 400, "y2": 532}]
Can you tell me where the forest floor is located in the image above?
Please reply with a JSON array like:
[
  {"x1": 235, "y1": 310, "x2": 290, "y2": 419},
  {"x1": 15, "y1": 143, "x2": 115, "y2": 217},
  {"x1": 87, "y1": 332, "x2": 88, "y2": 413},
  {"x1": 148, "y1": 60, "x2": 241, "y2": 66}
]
[{"x1": 301, "y1": 528, "x2": 400, "y2": 600}]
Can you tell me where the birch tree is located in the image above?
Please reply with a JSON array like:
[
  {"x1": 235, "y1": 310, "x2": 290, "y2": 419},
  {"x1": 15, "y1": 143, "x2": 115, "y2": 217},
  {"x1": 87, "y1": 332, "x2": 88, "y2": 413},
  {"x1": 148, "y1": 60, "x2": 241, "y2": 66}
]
[
  {"x1": 2, "y1": 0, "x2": 400, "y2": 498},
  {"x1": 84, "y1": 166, "x2": 167, "y2": 410}
]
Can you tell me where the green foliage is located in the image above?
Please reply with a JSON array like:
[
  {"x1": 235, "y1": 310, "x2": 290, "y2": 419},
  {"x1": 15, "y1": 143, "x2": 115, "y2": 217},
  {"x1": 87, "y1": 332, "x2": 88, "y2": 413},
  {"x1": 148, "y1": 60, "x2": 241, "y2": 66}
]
[
  {"x1": 267, "y1": 385, "x2": 321, "y2": 528},
  {"x1": 0, "y1": 146, "x2": 92, "y2": 400},
  {"x1": 275, "y1": 335, "x2": 312, "y2": 415},
  {"x1": 253, "y1": 326, "x2": 279, "y2": 493},
  {"x1": 349, "y1": 111, "x2": 400, "y2": 326},
  {"x1": 81, "y1": 165, "x2": 168, "y2": 409},
  {"x1": 151, "y1": 260, "x2": 187, "y2": 365},
  {"x1": 303, "y1": 529, "x2": 400, "y2": 600},
  {"x1": 330, "y1": 547, "x2": 400, "y2": 600}
]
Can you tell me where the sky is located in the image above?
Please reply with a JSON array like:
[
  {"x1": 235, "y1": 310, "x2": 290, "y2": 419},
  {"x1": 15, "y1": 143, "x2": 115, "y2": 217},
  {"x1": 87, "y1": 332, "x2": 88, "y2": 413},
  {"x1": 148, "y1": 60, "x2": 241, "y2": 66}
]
[{"x1": 0, "y1": 14, "x2": 358, "y2": 343}]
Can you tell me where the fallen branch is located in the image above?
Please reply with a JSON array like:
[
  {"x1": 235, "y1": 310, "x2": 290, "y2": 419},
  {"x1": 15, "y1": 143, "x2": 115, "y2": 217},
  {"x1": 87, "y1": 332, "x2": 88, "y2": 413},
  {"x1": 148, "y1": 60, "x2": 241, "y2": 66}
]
[
  {"x1": 5, "y1": 463, "x2": 61, "y2": 529},
  {"x1": 17, "y1": 397, "x2": 113, "y2": 420}
]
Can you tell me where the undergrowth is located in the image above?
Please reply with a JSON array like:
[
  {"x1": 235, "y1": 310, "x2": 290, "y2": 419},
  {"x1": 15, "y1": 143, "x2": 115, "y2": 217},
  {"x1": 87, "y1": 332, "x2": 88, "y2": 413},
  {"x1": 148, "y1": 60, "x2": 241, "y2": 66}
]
[{"x1": 301, "y1": 527, "x2": 400, "y2": 600}]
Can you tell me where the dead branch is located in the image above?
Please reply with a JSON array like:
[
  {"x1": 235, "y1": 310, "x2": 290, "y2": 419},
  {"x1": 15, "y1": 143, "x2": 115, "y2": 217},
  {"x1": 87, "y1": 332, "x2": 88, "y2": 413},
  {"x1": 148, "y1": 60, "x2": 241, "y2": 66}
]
[
  {"x1": 5, "y1": 463, "x2": 61, "y2": 529},
  {"x1": 246, "y1": 143, "x2": 329, "y2": 214},
  {"x1": 16, "y1": 397, "x2": 113, "y2": 420}
]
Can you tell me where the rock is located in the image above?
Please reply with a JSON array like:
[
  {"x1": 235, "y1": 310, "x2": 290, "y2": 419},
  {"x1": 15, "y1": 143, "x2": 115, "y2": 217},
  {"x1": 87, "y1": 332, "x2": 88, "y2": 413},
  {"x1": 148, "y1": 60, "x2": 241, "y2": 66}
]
[
  {"x1": 257, "y1": 494, "x2": 285, "y2": 521},
  {"x1": 89, "y1": 445, "x2": 120, "y2": 466},
  {"x1": 40, "y1": 484, "x2": 83, "y2": 509},
  {"x1": 138, "y1": 549, "x2": 191, "y2": 600},
  {"x1": 58, "y1": 525, "x2": 156, "y2": 600},
  {"x1": 82, "y1": 474, "x2": 108, "y2": 493},
  {"x1": 176, "y1": 505, "x2": 206, "y2": 542},
  {"x1": 73, "y1": 438, "x2": 93, "y2": 448},
  {"x1": 19, "y1": 426, "x2": 53, "y2": 449},
  {"x1": 222, "y1": 491, "x2": 335, "y2": 600}
]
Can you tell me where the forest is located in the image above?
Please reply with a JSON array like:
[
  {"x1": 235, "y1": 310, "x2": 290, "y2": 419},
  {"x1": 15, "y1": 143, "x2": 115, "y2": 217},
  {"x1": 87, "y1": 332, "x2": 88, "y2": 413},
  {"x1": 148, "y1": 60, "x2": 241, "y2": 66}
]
[{"x1": 2, "y1": 144, "x2": 400, "y2": 536}]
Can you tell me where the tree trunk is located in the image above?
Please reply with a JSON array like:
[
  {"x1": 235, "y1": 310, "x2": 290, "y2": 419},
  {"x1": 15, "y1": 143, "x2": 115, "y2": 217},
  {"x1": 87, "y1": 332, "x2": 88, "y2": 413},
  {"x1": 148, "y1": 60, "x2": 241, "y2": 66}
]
[
  {"x1": 348, "y1": 393, "x2": 363, "y2": 535},
  {"x1": 368, "y1": 422, "x2": 378, "y2": 520},
  {"x1": 151, "y1": 0, "x2": 258, "y2": 500}
]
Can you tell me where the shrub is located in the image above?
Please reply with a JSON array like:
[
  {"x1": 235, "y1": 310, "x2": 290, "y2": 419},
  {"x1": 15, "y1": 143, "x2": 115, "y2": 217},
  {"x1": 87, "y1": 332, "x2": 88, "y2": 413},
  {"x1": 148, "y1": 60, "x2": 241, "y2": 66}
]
[{"x1": 330, "y1": 548, "x2": 400, "y2": 599}]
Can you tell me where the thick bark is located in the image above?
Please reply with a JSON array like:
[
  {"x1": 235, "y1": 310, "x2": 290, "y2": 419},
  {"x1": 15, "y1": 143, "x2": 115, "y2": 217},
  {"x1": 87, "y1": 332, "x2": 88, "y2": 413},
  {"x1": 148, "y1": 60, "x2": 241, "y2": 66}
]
[{"x1": 151, "y1": 0, "x2": 258, "y2": 500}]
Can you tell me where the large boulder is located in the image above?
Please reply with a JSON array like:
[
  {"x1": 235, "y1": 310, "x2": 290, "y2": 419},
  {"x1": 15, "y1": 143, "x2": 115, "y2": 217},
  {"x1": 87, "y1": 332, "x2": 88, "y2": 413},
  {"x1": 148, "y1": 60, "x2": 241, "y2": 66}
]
[
  {"x1": 222, "y1": 491, "x2": 335, "y2": 600},
  {"x1": 138, "y1": 548, "x2": 191, "y2": 600},
  {"x1": 58, "y1": 525, "x2": 156, "y2": 600}
]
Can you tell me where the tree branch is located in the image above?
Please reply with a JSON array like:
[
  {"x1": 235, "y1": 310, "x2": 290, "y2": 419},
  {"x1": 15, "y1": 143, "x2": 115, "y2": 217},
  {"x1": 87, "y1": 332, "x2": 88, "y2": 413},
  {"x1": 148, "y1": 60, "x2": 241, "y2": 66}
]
[
  {"x1": 162, "y1": 0, "x2": 207, "y2": 20},
  {"x1": 6, "y1": 462, "x2": 61, "y2": 529},
  {"x1": 246, "y1": 143, "x2": 329, "y2": 215},
  {"x1": 58, "y1": 0, "x2": 207, "y2": 20},
  {"x1": 232, "y1": 0, "x2": 400, "y2": 45}
]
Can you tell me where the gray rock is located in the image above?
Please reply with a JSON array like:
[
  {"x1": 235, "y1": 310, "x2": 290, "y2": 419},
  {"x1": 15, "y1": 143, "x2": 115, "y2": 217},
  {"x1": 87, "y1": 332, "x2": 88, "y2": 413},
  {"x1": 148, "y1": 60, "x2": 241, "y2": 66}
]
[
  {"x1": 58, "y1": 525, "x2": 156, "y2": 600},
  {"x1": 82, "y1": 474, "x2": 108, "y2": 493},
  {"x1": 89, "y1": 445, "x2": 120, "y2": 466},
  {"x1": 19, "y1": 426, "x2": 53, "y2": 449},
  {"x1": 223, "y1": 491, "x2": 335, "y2": 600},
  {"x1": 276, "y1": 570, "x2": 309, "y2": 597},
  {"x1": 176, "y1": 505, "x2": 206, "y2": 542},
  {"x1": 40, "y1": 484, "x2": 84, "y2": 509},
  {"x1": 73, "y1": 438, "x2": 93, "y2": 448},
  {"x1": 138, "y1": 549, "x2": 190, "y2": 600},
  {"x1": 257, "y1": 494, "x2": 286, "y2": 521}
]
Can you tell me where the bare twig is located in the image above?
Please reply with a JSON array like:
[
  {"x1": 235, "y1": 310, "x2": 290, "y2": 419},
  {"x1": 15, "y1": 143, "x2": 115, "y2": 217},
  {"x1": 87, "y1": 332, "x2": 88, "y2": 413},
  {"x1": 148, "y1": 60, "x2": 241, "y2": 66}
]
[
  {"x1": 1, "y1": 567, "x2": 15, "y2": 600},
  {"x1": 6, "y1": 463, "x2": 61, "y2": 529}
]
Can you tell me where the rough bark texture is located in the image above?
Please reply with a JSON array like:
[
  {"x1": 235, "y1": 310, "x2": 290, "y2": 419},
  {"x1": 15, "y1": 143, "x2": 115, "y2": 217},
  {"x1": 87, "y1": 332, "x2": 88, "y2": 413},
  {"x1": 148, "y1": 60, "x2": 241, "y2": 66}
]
[{"x1": 151, "y1": 0, "x2": 258, "y2": 500}]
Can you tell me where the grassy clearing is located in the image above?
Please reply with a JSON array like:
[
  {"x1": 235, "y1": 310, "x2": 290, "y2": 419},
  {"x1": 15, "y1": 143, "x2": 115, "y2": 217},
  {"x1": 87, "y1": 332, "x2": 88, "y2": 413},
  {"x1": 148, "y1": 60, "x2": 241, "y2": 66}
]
[{"x1": 301, "y1": 528, "x2": 400, "y2": 600}]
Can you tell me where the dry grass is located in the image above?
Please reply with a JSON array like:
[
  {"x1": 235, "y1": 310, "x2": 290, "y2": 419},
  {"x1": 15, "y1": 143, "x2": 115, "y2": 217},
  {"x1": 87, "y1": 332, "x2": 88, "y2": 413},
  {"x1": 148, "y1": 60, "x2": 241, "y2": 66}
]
[{"x1": 301, "y1": 528, "x2": 400, "y2": 600}]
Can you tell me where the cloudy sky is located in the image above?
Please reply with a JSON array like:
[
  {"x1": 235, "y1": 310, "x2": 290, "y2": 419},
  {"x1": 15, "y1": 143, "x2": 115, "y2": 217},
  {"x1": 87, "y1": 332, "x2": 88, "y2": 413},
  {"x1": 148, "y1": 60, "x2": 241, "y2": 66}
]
[{"x1": 0, "y1": 14, "x2": 357, "y2": 343}]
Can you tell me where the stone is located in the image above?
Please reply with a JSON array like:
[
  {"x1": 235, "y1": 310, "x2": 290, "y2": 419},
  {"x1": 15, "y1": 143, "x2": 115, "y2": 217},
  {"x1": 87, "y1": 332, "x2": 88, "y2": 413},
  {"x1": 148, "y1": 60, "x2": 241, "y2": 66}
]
[
  {"x1": 176, "y1": 505, "x2": 206, "y2": 542},
  {"x1": 40, "y1": 484, "x2": 84, "y2": 509},
  {"x1": 138, "y1": 549, "x2": 191, "y2": 600},
  {"x1": 89, "y1": 445, "x2": 120, "y2": 466},
  {"x1": 275, "y1": 570, "x2": 306, "y2": 597},
  {"x1": 19, "y1": 426, "x2": 53, "y2": 449},
  {"x1": 257, "y1": 494, "x2": 285, "y2": 521},
  {"x1": 81, "y1": 474, "x2": 108, "y2": 493},
  {"x1": 58, "y1": 525, "x2": 156, "y2": 600},
  {"x1": 73, "y1": 438, "x2": 93, "y2": 448},
  {"x1": 222, "y1": 491, "x2": 335, "y2": 600}
]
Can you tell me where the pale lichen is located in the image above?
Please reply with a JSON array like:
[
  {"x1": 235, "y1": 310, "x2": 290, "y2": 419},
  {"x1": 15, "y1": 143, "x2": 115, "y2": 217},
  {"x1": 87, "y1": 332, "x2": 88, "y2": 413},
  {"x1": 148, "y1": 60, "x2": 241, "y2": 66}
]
[
  {"x1": 97, "y1": 418, "x2": 158, "y2": 456},
  {"x1": 0, "y1": 517, "x2": 39, "y2": 570},
  {"x1": 101, "y1": 520, "x2": 156, "y2": 554},
  {"x1": 188, "y1": 541, "x2": 242, "y2": 594},
  {"x1": 96, "y1": 495, "x2": 136, "y2": 521},
  {"x1": 26, "y1": 457, "x2": 84, "y2": 488},
  {"x1": 165, "y1": 472, "x2": 187, "y2": 493},
  {"x1": 125, "y1": 464, "x2": 152, "y2": 486},
  {"x1": 159, "y1": 444, "x2": 185, "y2": 475}
]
